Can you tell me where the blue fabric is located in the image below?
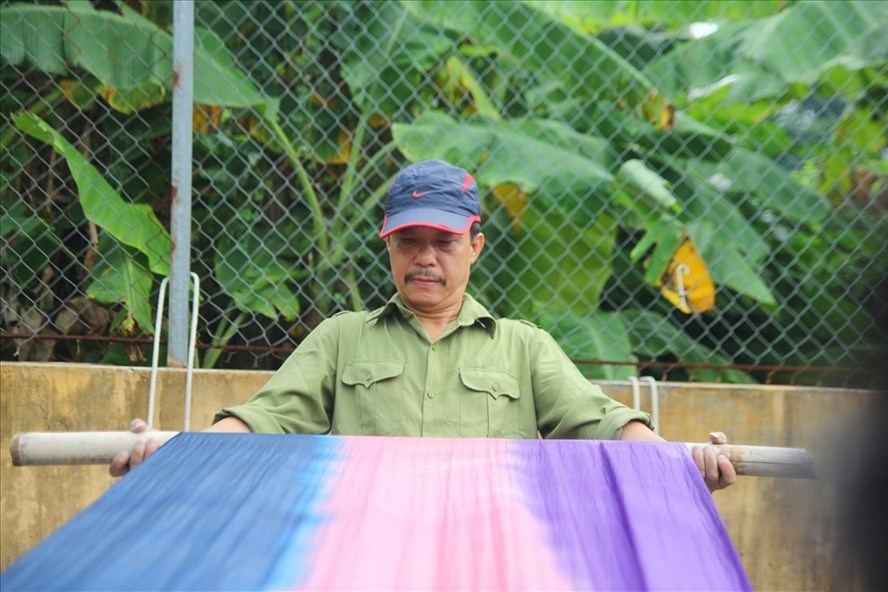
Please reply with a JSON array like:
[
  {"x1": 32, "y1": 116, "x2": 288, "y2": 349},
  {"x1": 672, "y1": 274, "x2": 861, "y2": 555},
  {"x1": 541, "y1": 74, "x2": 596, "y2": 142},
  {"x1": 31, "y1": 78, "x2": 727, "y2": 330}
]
[{"x1": 1, "y1": 433, "x2": 337, "y2": 591}]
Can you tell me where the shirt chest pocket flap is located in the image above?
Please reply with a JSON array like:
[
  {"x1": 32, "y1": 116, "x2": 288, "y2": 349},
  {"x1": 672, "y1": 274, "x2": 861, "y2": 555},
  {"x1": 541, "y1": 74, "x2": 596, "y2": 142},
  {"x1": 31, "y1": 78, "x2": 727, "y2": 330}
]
[
  {"x1": 459, "y1": 368, "x2": 520, "y2": 401},
  {"x1": 342, "y1": 361, "x2": 405, "y2": 389}
]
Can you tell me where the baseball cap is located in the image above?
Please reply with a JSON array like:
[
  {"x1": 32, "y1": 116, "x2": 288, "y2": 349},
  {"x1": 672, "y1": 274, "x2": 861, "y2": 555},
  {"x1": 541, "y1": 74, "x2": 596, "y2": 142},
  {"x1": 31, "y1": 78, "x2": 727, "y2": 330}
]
[{"x1": 379, "y1": 159, "x2": 481, "y2": 238}]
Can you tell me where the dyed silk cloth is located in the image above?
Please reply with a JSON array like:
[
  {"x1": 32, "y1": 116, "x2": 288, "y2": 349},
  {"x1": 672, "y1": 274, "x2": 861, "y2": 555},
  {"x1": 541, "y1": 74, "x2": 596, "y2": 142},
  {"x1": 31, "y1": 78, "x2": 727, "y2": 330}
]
[{"x1": 2, "y1": 434, "x2": 750, "y2": 591}]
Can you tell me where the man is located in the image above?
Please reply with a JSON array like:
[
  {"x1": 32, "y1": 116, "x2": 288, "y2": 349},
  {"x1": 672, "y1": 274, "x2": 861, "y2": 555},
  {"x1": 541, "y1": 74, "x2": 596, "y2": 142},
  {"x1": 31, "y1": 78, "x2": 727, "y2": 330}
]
[{"x1": 112, "y1": 159, "x2": 735, "y2": 492}]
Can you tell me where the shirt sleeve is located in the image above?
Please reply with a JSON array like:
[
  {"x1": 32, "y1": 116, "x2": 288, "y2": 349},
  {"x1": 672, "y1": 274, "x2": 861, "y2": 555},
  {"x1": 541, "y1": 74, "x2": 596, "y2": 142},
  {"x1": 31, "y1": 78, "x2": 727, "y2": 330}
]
[
  {"x1": 528, "y1": 327, "x2": 652, "y2": 440},
  {"x1": 213, "y1": 317, "x2": 339, "y2": 434}
]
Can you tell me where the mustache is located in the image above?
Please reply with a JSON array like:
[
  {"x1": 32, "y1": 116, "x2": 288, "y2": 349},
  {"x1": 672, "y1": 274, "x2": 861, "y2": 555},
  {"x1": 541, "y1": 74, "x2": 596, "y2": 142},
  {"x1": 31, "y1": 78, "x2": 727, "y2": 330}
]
[{"x1": 405, "y1": 270, "x2": 445, "y2": 284}]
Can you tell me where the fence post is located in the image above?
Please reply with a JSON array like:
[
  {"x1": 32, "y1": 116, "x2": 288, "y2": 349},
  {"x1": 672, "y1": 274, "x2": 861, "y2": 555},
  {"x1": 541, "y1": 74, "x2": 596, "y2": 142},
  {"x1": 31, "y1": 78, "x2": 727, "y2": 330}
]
[{"x1": 169, "y1": 0, "x2": 195, "y2": 368}]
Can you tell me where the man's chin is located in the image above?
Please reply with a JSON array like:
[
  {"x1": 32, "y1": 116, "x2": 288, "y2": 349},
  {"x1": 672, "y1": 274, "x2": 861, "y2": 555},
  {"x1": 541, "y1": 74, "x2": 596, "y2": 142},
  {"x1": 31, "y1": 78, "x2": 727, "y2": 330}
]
[
  {"x1": 401, "y1": 289, "x2": 443, "y2": 308},
  {"x1": 404, "y1": 277, "x2": 445, "y2": 294}
]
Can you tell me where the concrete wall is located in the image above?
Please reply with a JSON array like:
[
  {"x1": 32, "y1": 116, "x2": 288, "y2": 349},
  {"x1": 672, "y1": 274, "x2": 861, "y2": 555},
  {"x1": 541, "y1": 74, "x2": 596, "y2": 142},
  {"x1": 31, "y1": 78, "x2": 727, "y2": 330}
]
[{"x1": 1, "y1": 362, "x2": 874, "y2": 589}]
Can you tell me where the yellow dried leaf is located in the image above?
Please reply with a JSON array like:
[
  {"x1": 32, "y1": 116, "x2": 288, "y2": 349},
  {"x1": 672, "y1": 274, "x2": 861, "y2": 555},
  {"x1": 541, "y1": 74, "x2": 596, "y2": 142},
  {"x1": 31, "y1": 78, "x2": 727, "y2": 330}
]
[
  {"x1": 491, "y1": 183, "x2": 528, "y2": 232},
  {"x1": 59, "y1": 79, "x2": 95, "y2": 109},
  {"x1": 101, "y1": 86, "x2": 116, "y2": 104},
  {"x1": 659, "y1": 103, "x2": 675, "y2": 131},
  {"x1": 193, "y1": 104, "x2": 222, "y2": 134},
  {"x1": 658, "y1": 238, "x2": 716, "y2": 314},
  {"x1": 368, "y1": 114, "x2": 389, "y2": 129}
]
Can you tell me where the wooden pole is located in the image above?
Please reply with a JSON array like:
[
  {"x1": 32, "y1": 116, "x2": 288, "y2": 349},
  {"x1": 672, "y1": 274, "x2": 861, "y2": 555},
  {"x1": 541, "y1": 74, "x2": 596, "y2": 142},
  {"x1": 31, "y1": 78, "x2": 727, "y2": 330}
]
[{"x1": 9, "y1": 431, "x2": 816, "y2": 478}]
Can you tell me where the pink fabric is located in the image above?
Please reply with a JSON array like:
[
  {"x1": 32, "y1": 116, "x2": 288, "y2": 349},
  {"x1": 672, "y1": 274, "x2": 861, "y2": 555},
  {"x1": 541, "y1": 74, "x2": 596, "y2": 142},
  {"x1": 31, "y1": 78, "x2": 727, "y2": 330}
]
[{"x1": 298, "y1": 437, "x2": 572, "y2": 591}]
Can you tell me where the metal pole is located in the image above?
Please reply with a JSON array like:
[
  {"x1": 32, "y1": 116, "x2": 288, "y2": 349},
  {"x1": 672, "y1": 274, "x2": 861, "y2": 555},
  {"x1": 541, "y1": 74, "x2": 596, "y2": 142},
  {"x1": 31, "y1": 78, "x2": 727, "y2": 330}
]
[{"x1": 169, "y1": 0, "x2": 195, "y2": 368}]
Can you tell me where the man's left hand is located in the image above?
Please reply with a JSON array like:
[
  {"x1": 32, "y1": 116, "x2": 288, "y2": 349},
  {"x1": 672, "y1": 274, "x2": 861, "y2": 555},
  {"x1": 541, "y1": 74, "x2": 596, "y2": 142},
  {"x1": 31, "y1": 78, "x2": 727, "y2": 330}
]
[{"x1": 691, "y1": 432, "x2": 737, "y2": 492}]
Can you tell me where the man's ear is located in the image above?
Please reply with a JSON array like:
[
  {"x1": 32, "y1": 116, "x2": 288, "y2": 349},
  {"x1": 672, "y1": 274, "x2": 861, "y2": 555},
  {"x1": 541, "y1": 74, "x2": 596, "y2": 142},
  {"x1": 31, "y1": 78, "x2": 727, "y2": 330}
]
[{"x1": 470, "y1": 233, "x2": 485, "y2": 263}]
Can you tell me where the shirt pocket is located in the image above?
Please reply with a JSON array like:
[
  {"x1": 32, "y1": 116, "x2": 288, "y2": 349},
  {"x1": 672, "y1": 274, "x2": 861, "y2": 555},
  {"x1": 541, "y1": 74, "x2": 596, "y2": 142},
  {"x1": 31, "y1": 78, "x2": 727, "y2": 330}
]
[
  {"x1": 458, "y1": 368, "x2": 521, "y2": 437},
  {"x1": 340, "y1": 361, "x2": 406, "y2": 435}
]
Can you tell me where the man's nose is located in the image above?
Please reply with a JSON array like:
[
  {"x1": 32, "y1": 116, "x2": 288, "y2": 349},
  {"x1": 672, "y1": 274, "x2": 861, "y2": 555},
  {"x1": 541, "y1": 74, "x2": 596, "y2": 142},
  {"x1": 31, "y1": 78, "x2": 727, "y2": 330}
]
[{"x1": 415, "y1": 242, "x2": 436, "y2": 264}]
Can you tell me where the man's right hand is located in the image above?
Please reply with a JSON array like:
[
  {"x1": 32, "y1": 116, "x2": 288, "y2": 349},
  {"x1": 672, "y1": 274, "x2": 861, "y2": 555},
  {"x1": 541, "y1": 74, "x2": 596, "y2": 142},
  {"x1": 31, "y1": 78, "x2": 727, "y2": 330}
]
[
  {"x1": 109, "y1": 419, "x2": 161, "y2": 477},
  {"x1": 108, "y1": 416, "x2": 252, "y2": 477}
]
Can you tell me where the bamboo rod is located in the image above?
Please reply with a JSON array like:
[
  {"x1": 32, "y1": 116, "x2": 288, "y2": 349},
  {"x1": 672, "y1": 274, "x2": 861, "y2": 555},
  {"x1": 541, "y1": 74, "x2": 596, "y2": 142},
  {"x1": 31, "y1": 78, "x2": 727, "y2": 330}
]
[{"x1": 9, "y1": 431, "x2": 816, "y2": 478}]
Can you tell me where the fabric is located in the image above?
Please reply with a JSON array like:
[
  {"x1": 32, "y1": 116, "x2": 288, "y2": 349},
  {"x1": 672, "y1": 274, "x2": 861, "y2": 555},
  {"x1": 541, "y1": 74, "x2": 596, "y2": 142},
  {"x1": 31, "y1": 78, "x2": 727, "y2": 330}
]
[
  {"x1": 379, "y1": 159, "x2": 482, "y2": 237},
  {"x1": 216, "y1": 294, "x2": 651, "y2": 439},
  {"x1": 1, "y1": 434, "x2": 751, "y2": 592}
]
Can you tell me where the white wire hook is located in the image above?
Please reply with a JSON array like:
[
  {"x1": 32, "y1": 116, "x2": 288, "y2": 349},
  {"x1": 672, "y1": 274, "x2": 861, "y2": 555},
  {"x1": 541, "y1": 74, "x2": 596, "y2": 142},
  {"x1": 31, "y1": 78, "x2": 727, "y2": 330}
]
[
  {"x1": 148, "y1": 272, "x2": 200, "y2": 432},
  {"x1": 640, "y1": 376, "x2": 660, "y2": 435},
  {"x1": 629, "y1": 376, "x2": 641, "y2": 411},
  {"x1": 629, "y1": 375, "x2": 661, "y2": 435}
]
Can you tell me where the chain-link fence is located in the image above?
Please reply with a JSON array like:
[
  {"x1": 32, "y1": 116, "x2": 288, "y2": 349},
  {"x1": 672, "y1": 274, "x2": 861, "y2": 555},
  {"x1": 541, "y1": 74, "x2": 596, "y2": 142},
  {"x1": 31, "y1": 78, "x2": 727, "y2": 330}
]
[{"x1": 2, "y1": 0, "x2": 886, "y2": 386}]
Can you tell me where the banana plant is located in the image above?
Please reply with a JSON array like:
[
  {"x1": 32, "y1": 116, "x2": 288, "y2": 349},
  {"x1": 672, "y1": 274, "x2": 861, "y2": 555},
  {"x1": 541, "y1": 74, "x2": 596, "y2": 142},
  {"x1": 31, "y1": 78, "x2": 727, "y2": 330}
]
[
  {"x1": 3, "y1": 0, "x2": 884, "y2": 380},
  {"x1": 348, "y1": 0, "x2": 883, "y2": 379},
  {"x1": 2, "y1": 2, "x2": 296, "y2": 364}
]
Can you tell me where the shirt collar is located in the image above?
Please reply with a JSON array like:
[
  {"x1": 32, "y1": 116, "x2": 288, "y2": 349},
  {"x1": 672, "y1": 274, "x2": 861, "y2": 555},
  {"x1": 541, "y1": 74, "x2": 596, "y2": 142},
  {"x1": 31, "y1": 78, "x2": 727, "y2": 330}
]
[{"x1": 369, "y1": 293, "x2": 497, "y2": 336}]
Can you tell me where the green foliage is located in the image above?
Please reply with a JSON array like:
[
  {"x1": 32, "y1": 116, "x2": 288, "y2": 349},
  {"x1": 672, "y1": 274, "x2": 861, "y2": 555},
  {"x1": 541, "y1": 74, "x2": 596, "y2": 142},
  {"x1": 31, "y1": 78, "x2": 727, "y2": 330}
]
[
  {"x1": 14, "y1": 112, "x2": 171, "y2": 276},
  {"x1": 2, "y1": 0, "x2": 884, "y2": 384},
  {"x1": 1, "y1": 3, "x2": 266, "y2": 112},
  {"x1": 87, "y1": 235, "x2": 154, "y2": 334},
  {"x1": 622, "y1": 309, "x2": 755, "y2": 384},
  {"x1": 214, "y1": 233, "x2": 303, "y2": 322},
  {"x1": 533, "y1": 306, "x2": 638, "y2": 381},
  {"x1": 644, "y1": 1, "x2": 888, "y2": 104}
]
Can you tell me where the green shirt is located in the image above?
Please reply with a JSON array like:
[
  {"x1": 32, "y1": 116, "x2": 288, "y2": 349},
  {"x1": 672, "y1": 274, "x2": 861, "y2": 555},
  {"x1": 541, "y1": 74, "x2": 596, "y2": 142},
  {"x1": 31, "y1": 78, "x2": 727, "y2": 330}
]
[{"x1": 215, "y1": 294, "x2": 651, "y2": 439}]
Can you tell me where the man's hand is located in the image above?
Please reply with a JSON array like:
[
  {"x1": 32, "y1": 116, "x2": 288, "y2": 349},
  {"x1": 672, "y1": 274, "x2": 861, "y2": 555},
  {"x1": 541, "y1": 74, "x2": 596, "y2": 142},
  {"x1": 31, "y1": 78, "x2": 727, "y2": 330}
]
[
  {"x1": 691, "y1": 432, "x2": 737, "y2": 492},
  {"x1": 619, "y1": 422, "x2": 737, "y2": 493},
  {"x1": 109, "y1": 419, "x2": 161, "y2": 478},
  {"x1": 108, "y1": 416, "x2": 252, "y2": 477}
]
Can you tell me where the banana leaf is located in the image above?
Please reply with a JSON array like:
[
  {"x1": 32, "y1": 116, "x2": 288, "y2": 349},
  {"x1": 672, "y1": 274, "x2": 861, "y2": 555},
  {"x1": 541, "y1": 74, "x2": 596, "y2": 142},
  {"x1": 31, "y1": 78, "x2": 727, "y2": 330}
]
[
  {"x1": 403, "y1": 0, "x2": 656, "y2": 105},
  {"x1": 1, "y1": 4, "x2": 265, "y2": 113},
  {"x1": 525, "y1": 0, "x2": 784, "y2": 32},
  {"x1": 87, "y1": 235, "x2": 154, "y2": 334},
  {"x1": 0, "y1": 197, "x2": 64, "y2": 286},
  {"x1": 533, "y1": 306, "x2": 637, "y2": 381},
  {"x1": 392, "y1": 111, "x2": 616, "y2": 226},
  {"x1": 645, "y1": 1, "x2": 888, "y2": 104},
  {"x1": 214, "y1": 232, "x2": 303, "y2": 322},
  {"x1": 714, "y1": 149, "x2": 832, "y2": 228},
  {"x1": 621, "y1": 309, "x2": 755, "y2": 383},
  {"x1": 334, "y1": 0, "x2": 457, "y2": 114},
  {"x1": 481, "y1": 204, "x2": 617, "y2": 319},
  {"x1": 613, "y1": 159, "x2": 680, "y2": 216},
  {"x1": 14, "y1": 112, "x2": 171, "y2": 276},
  {"x1": 689, "y1": 221, "x2": 775, "y2": 307},
  {"x1": 540, "y1": 97, "x2": 736, "y2": 162}
]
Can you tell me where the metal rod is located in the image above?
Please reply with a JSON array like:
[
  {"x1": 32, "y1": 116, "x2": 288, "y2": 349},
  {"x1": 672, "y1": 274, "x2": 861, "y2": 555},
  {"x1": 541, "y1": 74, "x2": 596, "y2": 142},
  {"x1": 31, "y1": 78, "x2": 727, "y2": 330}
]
[
  {"x1": 640, "y1": 376, "x2": 660, "y2": 435},
  {"x1": 629, "y1": 376, "x2": 660, "y2": 434},
  {"x1": 630, "y1": 376, "x2": 641, "y2": 411},
  {"x1": 184, "y1": 272, "x2": 199, "y2": 431},
  {"x1": 169, "y1": 0, "x2": 195, "y2": 368},
  {"x1": 147, "y1": 277, "x2": 170, "y2": 429}
]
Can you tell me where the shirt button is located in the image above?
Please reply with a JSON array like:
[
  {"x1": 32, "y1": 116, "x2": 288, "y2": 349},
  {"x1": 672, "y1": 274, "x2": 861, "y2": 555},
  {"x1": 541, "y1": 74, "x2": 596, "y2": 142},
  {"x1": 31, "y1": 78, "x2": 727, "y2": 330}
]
[
  {"x1": 426, "y1": 391, "x2": 435, "y2": 399},
  {"x1": 431, "y1": 345, "x2": 437, "y2": 352},
  {"x1": 492, "y1": 383, "x2": 500, "y2": 392}
]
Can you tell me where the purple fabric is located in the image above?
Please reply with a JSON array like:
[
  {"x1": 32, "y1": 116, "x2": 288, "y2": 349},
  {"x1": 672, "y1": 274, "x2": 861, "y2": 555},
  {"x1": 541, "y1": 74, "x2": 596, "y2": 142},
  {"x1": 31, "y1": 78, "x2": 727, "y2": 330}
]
[{"x1": 516, "y1": 440, "x2": 750, "y2": 591}]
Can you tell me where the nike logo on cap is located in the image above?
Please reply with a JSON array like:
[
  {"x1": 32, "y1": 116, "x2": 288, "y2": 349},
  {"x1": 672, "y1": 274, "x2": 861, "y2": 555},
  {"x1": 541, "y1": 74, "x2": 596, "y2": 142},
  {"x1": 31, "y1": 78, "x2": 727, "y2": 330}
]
[{"x1": 412, "y1": 190, "x2": 430, "y2": 198}]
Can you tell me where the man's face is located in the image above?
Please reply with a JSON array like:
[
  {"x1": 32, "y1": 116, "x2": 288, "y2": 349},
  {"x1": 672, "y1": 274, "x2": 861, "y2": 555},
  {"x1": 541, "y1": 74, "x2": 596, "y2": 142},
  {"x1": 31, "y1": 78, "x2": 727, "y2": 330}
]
[{"x1": 385, "y1": 226, "x2": 484, "y2": 315}]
